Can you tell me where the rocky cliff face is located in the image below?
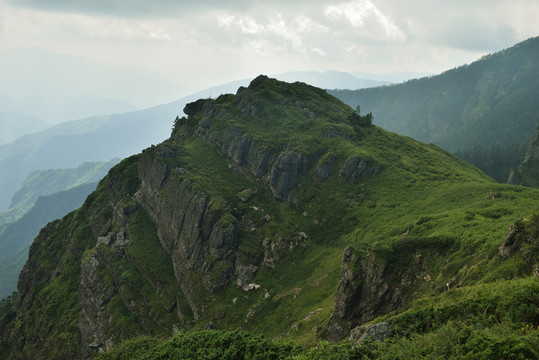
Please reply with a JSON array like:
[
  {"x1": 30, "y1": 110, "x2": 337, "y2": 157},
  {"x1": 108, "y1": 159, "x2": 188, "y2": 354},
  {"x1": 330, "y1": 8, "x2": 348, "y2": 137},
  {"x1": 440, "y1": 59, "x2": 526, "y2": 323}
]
[
  {"x1": 499, "y1": 213, "x2": 539, "y2": 278},
  {"x1": 75, "y1": 77, "x2": 384, "y2": 357},
  {"x1": 2, "y1": 76, "x2": 388, "y2": 359},
  {"x1": 72, "y1": 77, "x2": 383, "y2": 357},
  {"x1": 324, "y1": 236, "x2": 455, "y2": 341}
]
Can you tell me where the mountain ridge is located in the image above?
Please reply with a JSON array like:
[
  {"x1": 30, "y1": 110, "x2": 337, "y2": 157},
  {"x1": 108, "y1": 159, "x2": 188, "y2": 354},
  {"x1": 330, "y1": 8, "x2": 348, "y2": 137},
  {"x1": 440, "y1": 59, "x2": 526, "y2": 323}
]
[{"x1": 1, "y1": 76, "x2": 538, "y2": 359}]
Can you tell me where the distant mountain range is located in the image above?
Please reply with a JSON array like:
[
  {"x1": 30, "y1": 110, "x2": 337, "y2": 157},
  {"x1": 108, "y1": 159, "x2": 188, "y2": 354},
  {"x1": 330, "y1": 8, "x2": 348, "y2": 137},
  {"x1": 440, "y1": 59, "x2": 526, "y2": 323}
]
[
  {"x1": 273, "y1": 70, "x2": 391, "y2": 89},
  {"x1": 0, "y1": 47, "x2": 185, "y2": 125},
  {"x1": 329, "y1": 37, "x2": 539, "y2": 182},
  {"x1": 0, "y1": 112, "x2": 49, "y2": 145}
]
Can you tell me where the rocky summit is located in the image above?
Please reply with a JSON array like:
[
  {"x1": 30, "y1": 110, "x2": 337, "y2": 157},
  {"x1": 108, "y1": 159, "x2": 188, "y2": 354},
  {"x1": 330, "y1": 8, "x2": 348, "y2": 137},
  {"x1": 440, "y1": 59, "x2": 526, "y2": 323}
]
[{"x1": 1, "y1": 76, "x2": 538, "y2": 359}]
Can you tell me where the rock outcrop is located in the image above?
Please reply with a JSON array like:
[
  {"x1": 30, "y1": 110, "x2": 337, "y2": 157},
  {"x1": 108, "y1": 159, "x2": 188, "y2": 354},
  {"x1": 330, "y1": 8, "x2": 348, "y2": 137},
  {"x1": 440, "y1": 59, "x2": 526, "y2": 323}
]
[
  {"x1": 136, "y1": 145, "x2": 239, "y2": 300},
  {"x1": 499, "y1": 215, "x2": 539, "y2": 277},
  {"x1": 339, "y1": 156, "x2": 381, "y2": 184},
  {"x1": 349, "y1": 322, "x2": 390, "y2": 346},
  {"x1": 325, "y1": 239, "x2": 451, "y2": 341}
]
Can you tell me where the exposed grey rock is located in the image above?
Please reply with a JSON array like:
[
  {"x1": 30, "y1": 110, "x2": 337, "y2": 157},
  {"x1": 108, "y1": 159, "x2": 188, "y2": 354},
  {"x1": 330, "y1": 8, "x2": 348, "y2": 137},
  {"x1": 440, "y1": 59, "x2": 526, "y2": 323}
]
[
  {"x1": 262, "y1": 236, "x2": 289, "y2": 268},
  {"x1": 338, "y1": 156, "x2": 381, "y2": 184},
  {"x1": 97, "y1": 235, "x2": 111, "y2": 246},
  {"x1": 325, "y1": 247, "x2": 398, "y2": 341},
  {"x1": 258, "y1": 214, "x2": 272, "y2": 226},
  {"x1": 211, "y1": 127, "x2": 276, "y2": 179},
  {"x1": 136, "y1": 145, "x2": 239, "y2": 316},
  {"x1": 302, "y1": 108, "x2": 316, "y2": 119},
  {"x1": 349, "y1": 322, "x2": 389, "y2": 346},
  {"x1": 269, "y1": 151, "x2": 323, "y2": 201},
  {"x1": 236, "y1": 264, "x2": 259, "y2": 290},
  {"x1": 313, "y1": 154, "x2": 336, "y2": 182},
  {"x1": 235, "y1": 87, "x2": 258, "y2": 117},
  {"x1": 228, "y1": 134, "x2": 252, "y2": 165},
  {"x1": 242, "y1": 283, "x2": 261, "y2": 292},
  {"x1": 499, "y1": 224, "x2": 521, "y2": 258},
  {"x1": 79, "y1": 250, "x2": 116, "y2": 358},
  {"x1": 195, "y1": 111, "x2": 325, "y2": 201},
  {"x1": 174, "y1": 168, "x2": 187, "y2": 175},
  {"x1": 498, "y1": 220, "x2": 539, "y2": 276},
  {"x1": 238, "y1": 188, "x2": 257, "y2": 202}
]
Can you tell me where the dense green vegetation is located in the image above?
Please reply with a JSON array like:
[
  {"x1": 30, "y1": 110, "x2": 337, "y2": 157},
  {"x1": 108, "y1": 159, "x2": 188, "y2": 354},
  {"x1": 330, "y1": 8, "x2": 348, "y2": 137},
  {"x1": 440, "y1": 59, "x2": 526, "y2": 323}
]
[
  {"x1": 330, "y1": 37, "x2": 539, "y2": 182},
  {"x1": 0, "y1": 76, "x2": 538, "y2": 359}
]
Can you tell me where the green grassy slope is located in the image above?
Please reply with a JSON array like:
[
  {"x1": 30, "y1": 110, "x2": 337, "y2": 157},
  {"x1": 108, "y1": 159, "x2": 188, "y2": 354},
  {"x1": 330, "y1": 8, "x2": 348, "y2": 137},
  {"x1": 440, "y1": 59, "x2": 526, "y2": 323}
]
[{"x1": 1, "y1": 76, "x2": 537, "y2": 359}]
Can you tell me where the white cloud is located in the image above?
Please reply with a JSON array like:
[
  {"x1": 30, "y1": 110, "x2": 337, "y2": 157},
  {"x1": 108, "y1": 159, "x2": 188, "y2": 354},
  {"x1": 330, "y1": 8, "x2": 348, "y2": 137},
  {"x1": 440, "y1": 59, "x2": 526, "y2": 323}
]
[
  {"x1": 3, "y1": 7, "x2": 175, "y2": 43},
  {"x1": 311, "y1": 47, "x2": 326, "y2": 56},
  {"x1": 293, "y1": 14, "x2": 329, "y2": 34},
  {"x1": 217, "y1": 12, "x2": 329, "y2": 56},
  {"x1": 325, "y1": 0, "x2": 405, "y2": 41},
  {"x1": 1, "y1": 0, "x2": 537, "y2": 90},
  {"x1": 83, "y1": 19, "x2": 173, "y2": 42}
]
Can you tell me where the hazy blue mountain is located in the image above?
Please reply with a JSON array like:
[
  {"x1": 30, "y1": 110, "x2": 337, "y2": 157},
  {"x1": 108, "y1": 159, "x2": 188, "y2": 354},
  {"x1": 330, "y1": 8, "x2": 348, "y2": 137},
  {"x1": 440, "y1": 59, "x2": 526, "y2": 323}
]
[
  {"x1": 274, "y1": 70, "x2": 390, "y2": 89},
  {"x1": 0, "y1": 105, "x2": 173, "y2": 211},
  {"x1": 0, "y1": 47, "x2": 187, "y2": 124},
  {"x1": 0, "y1": 182, "x2": 99, "y2": 299},
  {"x1": 351, "y1": 70, "x2": 435, "y2": 83},
  {"x1": 330, "y1": 37, "x2": 539, "y2": 181},
  {"x1": 0, "y1": 112, "x2": 50, "y2": 145},
  {"x1": 0, "y1": 79, "x2": 252, "y2": 212}
]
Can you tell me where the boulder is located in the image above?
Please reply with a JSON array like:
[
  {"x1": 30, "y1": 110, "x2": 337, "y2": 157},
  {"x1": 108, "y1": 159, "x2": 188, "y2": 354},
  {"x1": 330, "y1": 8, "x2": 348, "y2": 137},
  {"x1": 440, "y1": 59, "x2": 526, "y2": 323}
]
[{"x1": 349, "y1": 322, "x2": 390, "y2": 346}]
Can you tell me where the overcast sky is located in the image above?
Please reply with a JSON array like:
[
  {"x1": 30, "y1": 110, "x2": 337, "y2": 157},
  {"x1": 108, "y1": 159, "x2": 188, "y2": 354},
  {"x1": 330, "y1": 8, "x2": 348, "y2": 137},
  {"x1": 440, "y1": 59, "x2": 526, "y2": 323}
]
[{"x1": 1, "y1": 0, "x2": 538, "y2": 91}]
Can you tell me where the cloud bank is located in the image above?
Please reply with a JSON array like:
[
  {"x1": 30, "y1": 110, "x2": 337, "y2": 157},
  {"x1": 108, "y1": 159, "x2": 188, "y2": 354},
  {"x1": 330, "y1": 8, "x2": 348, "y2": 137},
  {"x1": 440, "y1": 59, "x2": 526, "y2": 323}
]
[{"x1": 1, "y1": 0, "x2": 536, "y2": 88}]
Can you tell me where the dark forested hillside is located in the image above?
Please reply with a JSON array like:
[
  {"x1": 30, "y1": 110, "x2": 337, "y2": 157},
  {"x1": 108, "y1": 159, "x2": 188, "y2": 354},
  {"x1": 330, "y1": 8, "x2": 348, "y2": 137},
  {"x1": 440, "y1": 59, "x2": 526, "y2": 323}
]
[
  {"x1": 1, "y1": 77, "x2": 537, "y2": 359},
  {"x1": 0, "y1": 160, "x2": 119, "y2": 225},
  {"x1": 508, "y1": 127, "x2": 539, "y2": 187},
  {"x1": 0, "y1": 182, "x2": 100, "y2": 299},
  {"x1": 329, "y1": 37, "x2": 539, "y2": 182}
]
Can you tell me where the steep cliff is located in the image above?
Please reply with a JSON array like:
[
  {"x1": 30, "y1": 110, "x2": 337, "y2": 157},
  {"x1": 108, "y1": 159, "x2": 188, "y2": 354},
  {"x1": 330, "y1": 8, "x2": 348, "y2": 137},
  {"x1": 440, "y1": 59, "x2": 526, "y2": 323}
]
[{"x1": 2, "y1": 76, "x2": 538, "y2": 359}]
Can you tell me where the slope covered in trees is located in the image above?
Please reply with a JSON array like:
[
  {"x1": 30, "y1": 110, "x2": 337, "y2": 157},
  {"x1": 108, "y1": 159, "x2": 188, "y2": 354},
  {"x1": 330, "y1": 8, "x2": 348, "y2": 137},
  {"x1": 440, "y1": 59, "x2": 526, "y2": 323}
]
[
  {"x1": 508, "y1": 127, "x2": 539, "y2": 187},
  {"x1": 329, "y1": 37, "x2": 539, "y2": 182}
]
